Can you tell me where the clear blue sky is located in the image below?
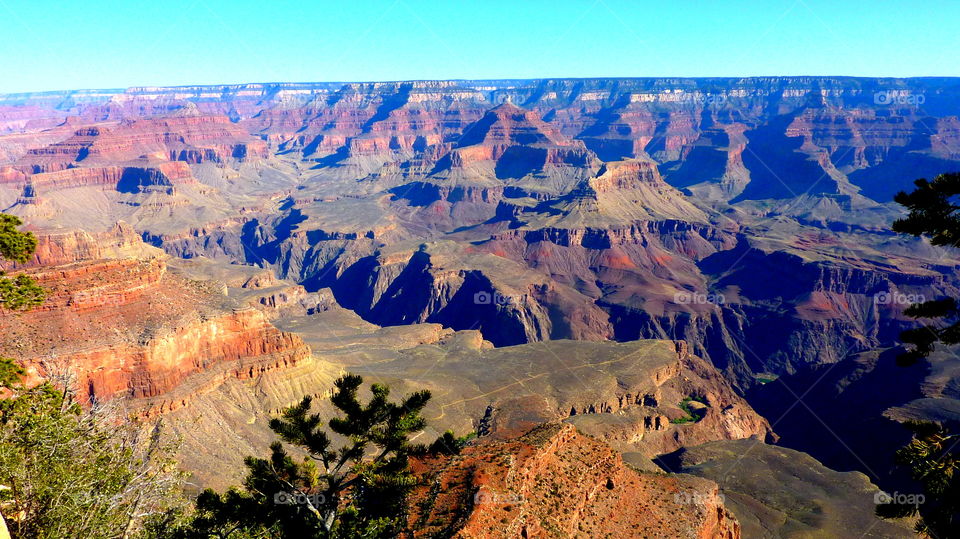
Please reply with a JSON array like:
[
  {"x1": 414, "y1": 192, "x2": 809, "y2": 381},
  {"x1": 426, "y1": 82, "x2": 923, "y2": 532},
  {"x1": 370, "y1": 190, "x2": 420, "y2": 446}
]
[{"x1": 0, "y1": 0, "x2": 956, "y2": 93}]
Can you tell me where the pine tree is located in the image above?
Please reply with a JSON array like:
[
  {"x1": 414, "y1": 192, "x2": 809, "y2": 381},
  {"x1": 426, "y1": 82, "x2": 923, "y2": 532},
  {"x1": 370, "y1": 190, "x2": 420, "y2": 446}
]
[
  {"x1": 0, "y1": 214, "x2": 43, "y2": 311},
  {"x1": 891, "y1": 172, "x2": 960, "y2": 366},
  {"x1": 163, "y1": 375, "x2": 464, "y2": 538},
  {"x1": 877, "y1": 173, "x2": 960, "y2": 535},
  {"x1": 876, "y1": 422, "x2": 959, "y2": 536}
]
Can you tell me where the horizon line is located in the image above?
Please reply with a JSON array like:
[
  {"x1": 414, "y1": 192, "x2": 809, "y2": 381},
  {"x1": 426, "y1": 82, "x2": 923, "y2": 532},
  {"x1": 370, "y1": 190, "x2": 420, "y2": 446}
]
[{"x1": 3, "y1": 75, "x2": 960, "y2": 98}]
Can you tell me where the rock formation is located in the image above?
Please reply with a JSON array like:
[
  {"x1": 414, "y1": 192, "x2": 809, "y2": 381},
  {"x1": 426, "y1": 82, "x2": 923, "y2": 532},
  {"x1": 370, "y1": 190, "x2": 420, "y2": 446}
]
[
  {"x1": 405, "y1": 423, "x2": 740, "y2": 538},
  {"x1": 0, "y1": 231, "x2": 310, "y2": 415}
]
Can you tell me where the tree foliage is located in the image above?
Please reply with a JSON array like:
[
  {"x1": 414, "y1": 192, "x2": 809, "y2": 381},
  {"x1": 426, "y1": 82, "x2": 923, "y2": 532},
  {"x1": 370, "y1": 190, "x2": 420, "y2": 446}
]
[
  {"x1": 878, "y1": 172, "x2": 960, "y2": 535},
  {"x1": 876, "y1": 422, "x2": 959, "y2": 536},
  {"x1": 0, "y1": 274, "x2": 45, "y2": 311},
  {"x1": 891, "y1": 173, "x2": 960, "y2": 365},
  {"x1": 0, "y1": 214, "x2": 43, "y2": 311},
  {"x1": 155, "y1": 375, "x2": 465, "y2": 538},
  {"x1": 0, "y1": 214, "x2": 37, "y2": 264},
  {"x1": 0, "y1": 376, "x2": 182, "y2": 539}
]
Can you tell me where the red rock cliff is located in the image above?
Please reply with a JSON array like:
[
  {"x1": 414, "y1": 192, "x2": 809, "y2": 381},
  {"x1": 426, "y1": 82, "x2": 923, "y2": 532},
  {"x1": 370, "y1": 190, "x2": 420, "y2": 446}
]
[
  {"x1": 18, "y1": 222, "x2": 161, "y2": 268},
  {"x1": 0, "y1": 231, "x2": 311, "y2": 415}
]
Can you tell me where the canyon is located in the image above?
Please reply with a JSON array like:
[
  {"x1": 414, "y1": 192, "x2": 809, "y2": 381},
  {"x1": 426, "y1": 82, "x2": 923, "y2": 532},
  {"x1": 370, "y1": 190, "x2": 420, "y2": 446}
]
[{"x1": 2, "y1": 76, "x2": 958, "y2": 537}]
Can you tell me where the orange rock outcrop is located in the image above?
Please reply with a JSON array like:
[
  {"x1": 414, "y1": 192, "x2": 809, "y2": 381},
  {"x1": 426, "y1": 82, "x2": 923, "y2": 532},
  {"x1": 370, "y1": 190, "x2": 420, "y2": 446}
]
[{"x1": 405, "y1": 423, "x2": 739, "y2": 538}]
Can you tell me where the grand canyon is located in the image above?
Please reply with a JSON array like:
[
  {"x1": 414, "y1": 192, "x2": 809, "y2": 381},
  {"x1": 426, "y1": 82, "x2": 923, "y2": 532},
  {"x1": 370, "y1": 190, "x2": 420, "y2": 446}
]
[{"x1": 1, "y1": 76, "x2": 958, "y2": 537}]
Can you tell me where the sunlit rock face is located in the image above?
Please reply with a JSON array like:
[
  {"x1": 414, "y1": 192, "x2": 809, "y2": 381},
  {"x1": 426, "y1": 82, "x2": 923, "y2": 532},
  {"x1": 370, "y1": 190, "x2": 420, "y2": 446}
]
[
  {"x1": 405, "y1": 423, "x2": 742, "y2": 538},
  {"x1": 0, "y1": 230, "x2": 311, "y2": 415}
]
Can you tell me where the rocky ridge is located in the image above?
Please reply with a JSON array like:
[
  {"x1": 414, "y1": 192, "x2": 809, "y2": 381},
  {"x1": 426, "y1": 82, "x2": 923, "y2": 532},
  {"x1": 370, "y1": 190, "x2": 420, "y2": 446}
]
[{"x1": 405, "y1": 423, "x2": 740, "y2": 538}]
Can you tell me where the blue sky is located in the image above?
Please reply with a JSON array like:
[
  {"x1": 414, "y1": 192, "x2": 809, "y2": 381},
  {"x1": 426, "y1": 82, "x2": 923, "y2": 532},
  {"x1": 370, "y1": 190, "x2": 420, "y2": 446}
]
[{"x1": 0, "y1": 0, "x2": 956, "y2": 93}]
